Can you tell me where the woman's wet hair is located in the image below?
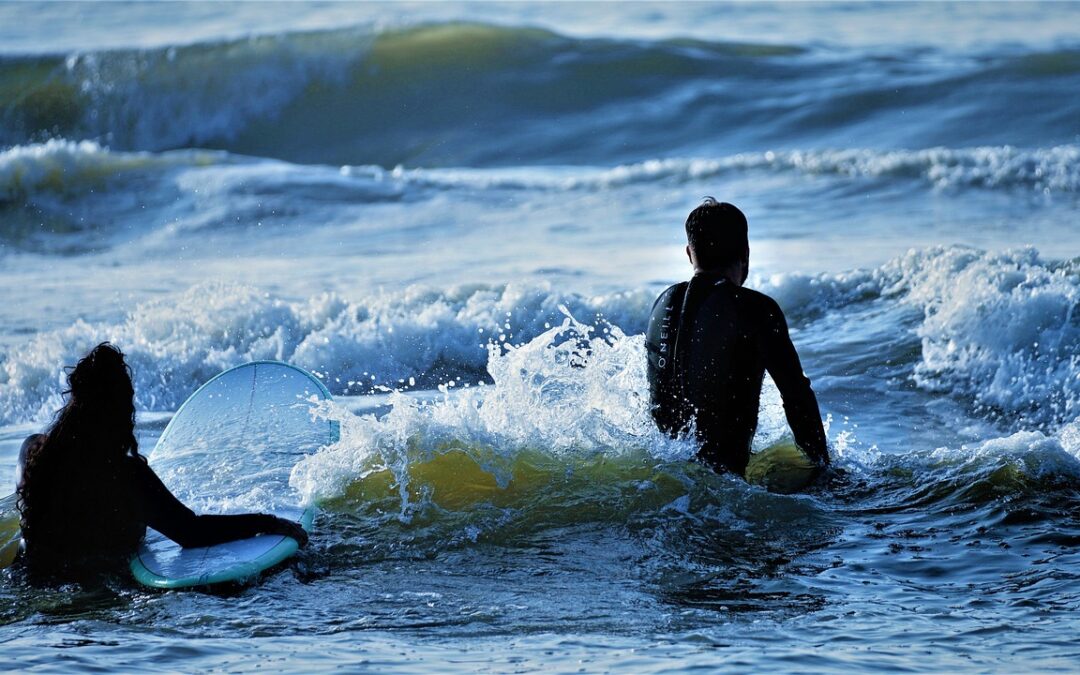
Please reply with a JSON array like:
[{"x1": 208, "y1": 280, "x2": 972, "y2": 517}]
[
  {"x1": 684, "y1": 197, "x2": 748, "y2": 270},
  {"x1": 67, "y1": 342, "x2": 137, "y2": 415},
  {"x1": 16, "y1": 342, "x2": 145, "y2": 576}
]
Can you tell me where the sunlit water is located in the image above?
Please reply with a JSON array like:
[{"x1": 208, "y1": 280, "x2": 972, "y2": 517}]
[{"x1": 1, "y1": 2, "x2": 1079, "y2": 671}]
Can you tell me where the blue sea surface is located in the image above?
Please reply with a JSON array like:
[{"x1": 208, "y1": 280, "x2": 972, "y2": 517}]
[{"x1": 1, "y1": 2, "x2": 1079, "y2": 671}]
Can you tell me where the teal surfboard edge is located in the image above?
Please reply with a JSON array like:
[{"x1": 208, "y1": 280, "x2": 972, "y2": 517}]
[
  {"x1": 130, "y1": 360, "x2": 337, "y2": 589},
  {"x1": 130, "y1": 506, "x2": 316, "y2": 590}
]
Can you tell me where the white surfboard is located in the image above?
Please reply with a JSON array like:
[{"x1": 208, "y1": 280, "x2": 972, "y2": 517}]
[{"x1": 130, "y1": 361, "x2": 337, "y2": 589}]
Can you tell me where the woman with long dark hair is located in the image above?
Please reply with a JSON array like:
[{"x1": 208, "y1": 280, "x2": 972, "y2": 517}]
[{"x1": 16, "y1": 342, "x2": 307, "y2": 579}]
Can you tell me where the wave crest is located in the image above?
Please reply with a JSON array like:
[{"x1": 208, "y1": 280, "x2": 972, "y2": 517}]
[
  {"x1": 4, "y1": 22, "x2": 1078, "y2": 166},
  {"x1": 348, "y1": 145, "x2": 1080, "y2": 194},
  {"x1": 896, "y1": 247, "x2": 1080, "y2": 428},
  {"x1": 0, "y1": 139, "x2": 219, "y2": 202},
  {"x1": 0, "y1": 281, "x2": 654, "y2": 425}
]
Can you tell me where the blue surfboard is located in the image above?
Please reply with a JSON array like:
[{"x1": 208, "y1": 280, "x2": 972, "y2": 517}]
[{"x1": 130, "y1": 361, "x2": 337, "y2": 589}]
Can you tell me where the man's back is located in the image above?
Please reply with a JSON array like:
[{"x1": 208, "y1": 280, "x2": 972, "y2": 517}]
[{"x1": 646, "y1": 271, "x2": 828, "y2": 475}]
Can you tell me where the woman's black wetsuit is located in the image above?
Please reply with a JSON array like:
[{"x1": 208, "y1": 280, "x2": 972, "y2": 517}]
[
  {"x1": 18, "y1": 434, "x2": 288, "y2": 561},
  {"x1": 645, "y1": 272, "x2": 829, "y2": 475}
]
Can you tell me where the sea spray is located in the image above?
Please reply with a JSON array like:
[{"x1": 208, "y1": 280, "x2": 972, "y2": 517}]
[
  {"x1": 895, "y1": 247, "x2": 1080, "y2": 428},
  {"x1": 759, "y1": 246, "x2": 1080, "y2": 431},
  {"x1": 0, "y1": 282, "x2": 655, "y2": 425},
  {"x1": 288, "y1": 310, "x2": 699, "y2": 520}
]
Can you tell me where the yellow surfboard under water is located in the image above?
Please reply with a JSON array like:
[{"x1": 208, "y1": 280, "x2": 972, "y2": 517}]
[
  {"x1": 745, "y1": 440, "x2": 819, "y2": 494},
  {"x1": 0, "y1": 493, "x2": 20, "y2": 569}
]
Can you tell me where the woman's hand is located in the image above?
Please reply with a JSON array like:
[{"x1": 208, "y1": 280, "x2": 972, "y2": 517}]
[{"x1": 267, "y1": 517, "x2": 309, "y2": 548}]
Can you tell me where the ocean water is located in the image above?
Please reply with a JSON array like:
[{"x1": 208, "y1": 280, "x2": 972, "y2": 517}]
[{"x1": 2, "y1": 1, "x2": 1080, "y2": 671}]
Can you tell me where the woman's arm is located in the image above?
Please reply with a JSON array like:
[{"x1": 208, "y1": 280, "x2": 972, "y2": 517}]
[{"x1": 135, "y1": 460, "x2": 308, "y2": 548}]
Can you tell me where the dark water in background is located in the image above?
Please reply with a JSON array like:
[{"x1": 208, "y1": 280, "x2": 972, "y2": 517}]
[{"x1": 1, "y1": 2, "x2": 1079, "y2": 671}]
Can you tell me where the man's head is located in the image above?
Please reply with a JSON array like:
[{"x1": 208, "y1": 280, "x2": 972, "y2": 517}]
[{"x1": 684, "y1": 197, "x2": 748, "y2": 284}]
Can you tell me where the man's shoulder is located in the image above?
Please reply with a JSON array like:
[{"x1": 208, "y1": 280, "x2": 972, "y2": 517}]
[
  {"x1": 737, "y1": 286, "x2": 785, "y2": 317},
  {"x1": 651, "y1": 281, "x2": 688, "y2": 311}
]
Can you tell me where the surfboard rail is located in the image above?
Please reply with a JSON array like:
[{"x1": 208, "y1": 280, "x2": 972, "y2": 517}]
[{"x1": 130, "y1": 505, "x2": 316, "y2": 589}]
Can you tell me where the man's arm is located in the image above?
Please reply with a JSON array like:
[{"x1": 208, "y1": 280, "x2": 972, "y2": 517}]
[{"x1": 760, "y1": 300, "x2": 830, "y2": 466}]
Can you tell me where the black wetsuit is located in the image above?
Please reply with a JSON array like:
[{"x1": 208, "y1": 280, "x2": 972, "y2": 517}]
[
  {"x1": 645, "y1": 272, "x2": 829, "y2": 475},
  {"x1": 18, "y1": 435, "x2": 286, "y2": 570}
]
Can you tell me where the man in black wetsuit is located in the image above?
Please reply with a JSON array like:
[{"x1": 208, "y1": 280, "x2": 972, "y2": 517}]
[{"x1": 645, "y1": 198, "x2": 830, "y2": 476}]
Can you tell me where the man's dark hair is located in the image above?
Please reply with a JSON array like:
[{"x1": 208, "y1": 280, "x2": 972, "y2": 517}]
[{"x1": 684, "y1": 197, "x2": 748, "y2": 269}]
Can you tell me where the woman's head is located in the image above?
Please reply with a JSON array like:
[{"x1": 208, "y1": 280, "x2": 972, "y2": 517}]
[
  {"x1": 56, "y1": 341, "x2": 138, "y2": 457},
  {"x1": 31, "y1": 341, "x2": 141, "y2": 465},
  {"x1": 66, "y1": 342, "x2": 136, "y2": 430}
]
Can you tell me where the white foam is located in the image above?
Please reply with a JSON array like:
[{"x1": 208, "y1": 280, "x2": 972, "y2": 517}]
[
  {"x1": 754, "y1": 246, "x2": 1080, "y2": 430},
  {"x1": 890, "y1": 247, "x2": 1079, "y2": 427},
  {"x1": 3, "y1": 245, "x2": 1075, "y2": 453},
  {"x1": 0, "y1": 282, "x2": 300, "y2": 424},
  {"x1": 287, "y1": 312, "x2": 700, "y2": 513},
  {"x1": 1059, "y1": 418, "x2": 1080, "y2": 458},
  {"x1": 0, "y1": 139, "x2": 217, "y2": 200},
  {"x1": 6, "y1": 141, "x2": 1076, "y2": 206},
  {"x1": 0, "y1": 281, "x2": 655, "y2": 426},
  {"x1": 345, "y1": 145, "x2": 1080, "y2": 194},
  {"x1": 927, "y1": 429, "x2": 1080, "y2": 486}
]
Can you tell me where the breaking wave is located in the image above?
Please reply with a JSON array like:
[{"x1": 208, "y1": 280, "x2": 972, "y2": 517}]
[
  {"x1": 3, "y1": 22, "x2": 1079, "y2": 165},
  {"x1": 5, "y1": 140, "x2": 1077, "y2": 211},
  {"x1": 0, "y1": 246, "x2": 1074, "y2": 434}
]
